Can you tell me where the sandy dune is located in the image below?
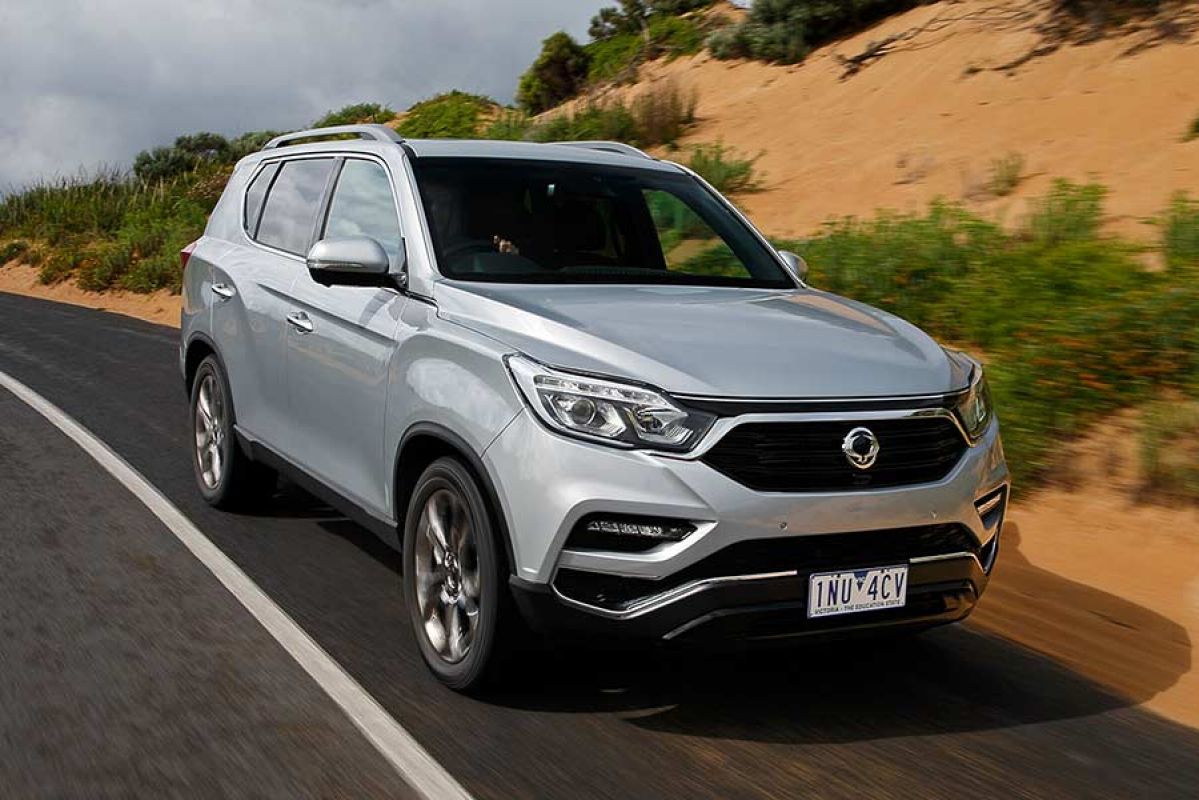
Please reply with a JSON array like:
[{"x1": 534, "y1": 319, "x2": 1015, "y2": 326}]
[{"x1": 624, "y1": 0, "x2": 1199, "y2": 241}]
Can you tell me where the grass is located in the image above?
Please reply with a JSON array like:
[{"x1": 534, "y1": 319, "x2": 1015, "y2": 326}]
[
  {"x1": 0, "y1": 164, "x2": 218, "y2": 293},
  {"x1": 987, "y1": 152, "x2": 1026, "y2": 197},
  {"x1": 776, "y1": 180, "x2": 1199, "y2": 488},
  {"x1": 1140, "y1": 400, "x2": 1199, "y2": 502},
  {"x1": 584, "y1": 13, "x2": 708, "y2": 84}
]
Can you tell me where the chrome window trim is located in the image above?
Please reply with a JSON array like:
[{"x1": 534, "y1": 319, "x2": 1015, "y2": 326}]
[{"x1": 552, "y1": 570, "x2": 799, "y2": 620}]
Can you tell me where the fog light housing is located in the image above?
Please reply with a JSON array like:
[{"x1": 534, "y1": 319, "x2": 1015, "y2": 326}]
[{"x1": 566, "y1": 514, "x2": 697, "y2": 553}]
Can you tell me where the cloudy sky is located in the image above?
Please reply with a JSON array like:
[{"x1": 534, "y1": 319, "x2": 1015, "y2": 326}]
[{"x1": 0, "y1": 0, "x2": 599, "y2": 190}]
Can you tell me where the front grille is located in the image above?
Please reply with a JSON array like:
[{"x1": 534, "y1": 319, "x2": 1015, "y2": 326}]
[
  {"x1": 701, "y1": 417, "x2": 967, "y2": 492},
  {"x1": 555, "y1": 523, "x2": 976, "y2": 611}
]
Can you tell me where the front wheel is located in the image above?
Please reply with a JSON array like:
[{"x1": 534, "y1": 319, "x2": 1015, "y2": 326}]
[{"x1": 403, "y1": 457, "x2": 508, "y2": 691}]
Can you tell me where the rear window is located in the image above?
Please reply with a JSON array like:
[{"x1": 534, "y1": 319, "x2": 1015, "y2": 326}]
[{"x1": 256, "y1": 158, "x2": 334, "y2": 255}]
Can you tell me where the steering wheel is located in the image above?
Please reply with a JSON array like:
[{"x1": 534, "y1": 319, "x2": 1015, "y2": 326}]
[{"x1": 441, "y1": 239, "x2": 500, "y2": 263}]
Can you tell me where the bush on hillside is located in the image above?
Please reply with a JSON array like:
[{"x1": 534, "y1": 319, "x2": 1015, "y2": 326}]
[
  {"x1": 517, "y1": 32, "x2": 591, "y2": 114},
  {"x1": 685, "y1": 143, "x2": 763, "y2": 194},
  {"x1": 516, "y1": 81, "x2": 696, "y2": 147},
  {"x1": 708, "y1": 0, "x2": 923, "y2": 64},
  {"x1": 133, "y1": 131, "x2": 233, "y2": 182},
  {"x1": 398, "y1": 91, "x2": 496, "y2": 139},
  {"x1": 589, "y1": 1, "x2": 713, "y2": 40},
  {"x1": 312, "y1": 102, "x2": 395, "y2": 128}
]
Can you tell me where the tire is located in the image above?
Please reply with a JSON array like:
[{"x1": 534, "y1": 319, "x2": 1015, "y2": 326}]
[
  {"x1": 403, "y1": 456, "x2": 510, "y2": 691},
  {"x1": 189, "y1": 355, "x2": 276, "y2": 510}
]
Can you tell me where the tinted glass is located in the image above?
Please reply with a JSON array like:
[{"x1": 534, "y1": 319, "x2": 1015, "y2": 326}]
[
  {"x1": 243, "y1": 162, "x2": 279, "y2": 235},
  {"x1": 323, "y1": 160, "x2": 402, "y2": 259},
  {"x1": 410, "y1": 158, "x2": 790, "y2": 288},
  {"x1": 257, "y1": 158, "x2": 334, "y2": 255}
]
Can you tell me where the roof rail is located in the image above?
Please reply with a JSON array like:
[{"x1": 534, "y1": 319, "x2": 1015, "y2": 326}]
[
  {"x1": 551, "y1": 141, "x2": 654, "y2": 160},
  {"x1": 263, "y1": 124, "x2": 404, "y2": 150}
]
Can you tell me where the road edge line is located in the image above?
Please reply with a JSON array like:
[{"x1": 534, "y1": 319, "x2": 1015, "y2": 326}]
[{"x1": 0, "y1": 369, "x2": 474, "y2": 800}]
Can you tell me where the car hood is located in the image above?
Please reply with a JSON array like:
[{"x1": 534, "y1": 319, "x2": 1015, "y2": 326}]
[{"x1": 434, "y1": 282, "x2": 968, "y2": 398}]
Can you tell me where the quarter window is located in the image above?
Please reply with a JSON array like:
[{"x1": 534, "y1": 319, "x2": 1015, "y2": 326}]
[
  {"x1": 323, "y1": 159, "x2": 402, "y2": 259},
  {"x1": 256, "y1": 158, "x2": 335, "y2": 255},
  {"x1": 243, "y1": 162, "x2": 279, "y2": 236}
]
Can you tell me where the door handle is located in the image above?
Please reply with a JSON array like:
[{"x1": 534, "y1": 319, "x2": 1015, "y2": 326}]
[
  {"x1": 286, "y1": 311, "x2": 314, "y2": 334},
  {"x1": 210, "y1": 283, "x2": 235, "y2": 301}
]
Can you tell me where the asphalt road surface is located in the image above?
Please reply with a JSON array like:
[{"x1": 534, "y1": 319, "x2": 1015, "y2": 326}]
[{"x1": 2, "y1": 291, "x2": 1198, "y2": 799}]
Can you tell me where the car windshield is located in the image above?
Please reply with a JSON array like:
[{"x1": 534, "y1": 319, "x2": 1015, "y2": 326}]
[{"x1": 410, "y1": 157, "x2": 793, "y2": 288}]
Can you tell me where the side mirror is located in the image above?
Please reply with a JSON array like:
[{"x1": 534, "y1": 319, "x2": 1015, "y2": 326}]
[
  {"x1": 306, "y1": 237, "x2": 394, "y2": 287},
  {"x1": 778, "y1": 250, "x2": 809, "y2": 284}
]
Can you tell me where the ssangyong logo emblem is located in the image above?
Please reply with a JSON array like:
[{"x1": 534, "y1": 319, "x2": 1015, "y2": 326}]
[{"x1": 842, "y1": 427, "x2": 880, "y2": 470}]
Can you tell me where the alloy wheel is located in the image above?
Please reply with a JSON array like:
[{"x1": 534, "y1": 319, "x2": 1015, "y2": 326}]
[{"x1": 413, "y1": 488, "x2": 481, "y2": 664}]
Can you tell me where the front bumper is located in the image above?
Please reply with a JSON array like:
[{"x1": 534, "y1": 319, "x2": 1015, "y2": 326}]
[{"x1": 483, "y1": 407, "x2": 1008, "y2": 641}]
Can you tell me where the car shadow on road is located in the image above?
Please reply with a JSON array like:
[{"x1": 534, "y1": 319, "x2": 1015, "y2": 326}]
[{"x1": 482, "y1": 521, "x2": 1192, "y2": 745}]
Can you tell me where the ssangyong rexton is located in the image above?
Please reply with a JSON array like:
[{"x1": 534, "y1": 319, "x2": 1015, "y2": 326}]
[{"x1": 180, "y1": 124, "x2": 1009, "y2": 689}]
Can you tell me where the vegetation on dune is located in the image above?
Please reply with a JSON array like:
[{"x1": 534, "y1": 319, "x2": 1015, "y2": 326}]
[
  {"x1": 1140, "y1": 399, "x2": 1199, "y2": 502},
  {"x1": 771, "y1": 181, "x2": 1199, "y2": 488},
  {"x1": 491, "y1": 81, "x2": 698, "y2": 148},
  {"x1": 311, "y1": 102, "x2": 396, "y2": 128},
  {"x1": 987, "y1": 152, "x2": 1026, "y2": 198},
  {"x1": 1186, "y1": 113, "x2": 1199, "y2": 142},
  {"x1": 517, "y1": 32, "x2": 592, "y2": 114},
  {"x1": 396, "y1": 91, "x2": 497, "y2": 139},
  {"x1": 684, "y1": 143, "x2": 763, "y2": 194},
  {"x1": 709, "y1": 0, "x2": 923, "y2": 64}
]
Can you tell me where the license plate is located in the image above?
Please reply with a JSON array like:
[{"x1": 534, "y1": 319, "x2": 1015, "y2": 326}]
[{"x1": 807, "y1": 565, "x2": 908, "y2": 618}]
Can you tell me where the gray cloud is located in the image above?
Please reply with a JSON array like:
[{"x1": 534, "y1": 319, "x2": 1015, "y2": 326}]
[{"x1": 0, "y1": 0, "x2": 597, "y2": 190}]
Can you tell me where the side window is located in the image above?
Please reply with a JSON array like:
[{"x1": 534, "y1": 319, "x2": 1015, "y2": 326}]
[
  {"x1": 256, "y1": 158, "x2": 334, "y2": 255},
  {"x1": 642, "y1": 189, "x2": 752, "y2": 280},
  {"x1": 243, "y1": 162, "x2": 279, "y2": 236},
  {"x1": 322, "y1": 159, "x2": 402, "y2": 259}
]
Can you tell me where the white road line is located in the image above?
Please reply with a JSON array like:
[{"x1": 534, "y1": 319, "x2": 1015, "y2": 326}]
[{"x1": 0, "y1": 368, "x2": 474, "y2": 800}]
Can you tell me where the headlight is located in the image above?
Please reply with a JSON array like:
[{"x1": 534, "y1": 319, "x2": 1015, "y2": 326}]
[
  {"x1": 507, "y1": 356, "x2": 715, "y2": 452},
  {"x1": 954, "y1": 363, "x2": 993, "y2": 441}
]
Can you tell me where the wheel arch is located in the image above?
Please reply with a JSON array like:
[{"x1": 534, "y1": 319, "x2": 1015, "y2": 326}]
[
  {"x1": 183, "y1": 332, "x2": 221, "y2": 395},
  {"x1": 394, "y1": 422, "x2": 516, "y2": 576}
]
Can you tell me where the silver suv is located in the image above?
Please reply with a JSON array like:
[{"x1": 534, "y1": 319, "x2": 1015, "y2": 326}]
[{"x1": 181, "y1": 124, "x2": 1009, "y2": 689}]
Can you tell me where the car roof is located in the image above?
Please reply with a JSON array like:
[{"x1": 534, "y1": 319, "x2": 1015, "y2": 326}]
[{"x1": 401, "y1": 138, "x2": 684, "y2": 173}]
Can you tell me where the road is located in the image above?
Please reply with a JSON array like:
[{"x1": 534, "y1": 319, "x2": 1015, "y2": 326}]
[{"x1": 1, "y1": 291, "x2": 1197, "y2": 798}]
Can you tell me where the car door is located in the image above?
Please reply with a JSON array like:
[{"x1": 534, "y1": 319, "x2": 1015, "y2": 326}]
[
  {"x1": 211, "y1": 158, "x2": 332, "y2": 452},
  {"x1": 283, "y1": 156, "x2": 408, "y2": 517}
]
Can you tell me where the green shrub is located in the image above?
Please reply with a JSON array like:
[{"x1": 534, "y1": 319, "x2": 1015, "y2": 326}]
[
  {"x1": 709, "y1": 0, "x2": 922, "y2": 65},
  {"x1": 1185, "y1": 113, "x2": 1199, "y2": 142},
  {"x1": 517, "y1": 32, "x2": 591, "y2": 114},
  {"x1": 398, "y1": 91, "x2": 495, "y2": 139},
  {"x1": 485, "y1": 110, "x2": 533, "y2": 141},
  {"x1": 133, "y1": 132, "x2": 232, "y2": 182},
  {"x1": 312, "y1": 102, "x2": 395, "y2": 128},
  {"x1": 1140, "y1": 400, "x2": 1199, "y2": 502},
  {"x1": 585, "y1": 32, "x2": 644, "y2": 83},
  {"x1": 522, "y1": 82, "x2": 697, "y2": 148},
  {"x1": 987, "y1": 152, "x2": 1025, "y2": 197},
  {"x1": 631, "y1": 81, "x2": 697, "y2": 145},
  {"x1": 589, "y1": 1, "x2": 713, "y2": 40},
  {"x1": 685, "y1": 143, "x2": 762, "y2": 194},
  {"x1": 1163, "y1": 193, "x2": 1199, "y2": 270},
  {"x1": 0, "y1": 239, "x2": 30, "y2": 264}
]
